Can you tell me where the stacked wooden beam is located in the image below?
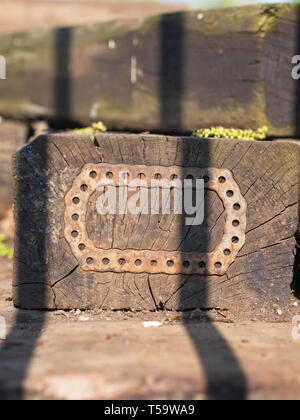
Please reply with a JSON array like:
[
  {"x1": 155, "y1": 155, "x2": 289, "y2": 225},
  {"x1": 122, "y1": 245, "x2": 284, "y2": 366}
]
[{"x1": 0, "y1": 4, "x2": 300, "y2": 136}]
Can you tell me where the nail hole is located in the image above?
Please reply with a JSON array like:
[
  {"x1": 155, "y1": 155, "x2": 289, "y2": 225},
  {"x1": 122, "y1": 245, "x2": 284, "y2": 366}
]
[
  {"x1": 102, "y1": 258, "x2": 110, "y2": 265},
  {"x1": 155, "y1": 173, "x2": 161, "y2": 180},
  {"x1": 183, "y1": 261, "x2": 190, "y2": 269},
  {"x1": 199, "y1": 262, "x2": 206, "y2": 269},
  {"x1": 232, "y1": 236, "x2": 239, "y2": 244},
  {"x1": 78, "y1": 244, "x2": 86, "y2": 251},
  {"x1": 170, "y1": 174, "x2": 178, "y2": 180},
  {"x1": 226, "y1": 190, "x2": 234, "y2": 198},
  {"x1": 138, "y1": 173, "x2": 145, "y2": 180},
  {"x1": 73, "y1": 197, "x2": 80, "y2": 205},
  {"x1": 119, "y1": 258, "x2": 126, "y2": 266},
  {"x1": 135, "y1": 259, "x2": 142, "y2": 266},
  {"x1": 215, "y1": 262, "x2": 222, "y2": 269},
  {"x1": 167, "y1": 260, "x2": 174, "y2": 267},
  {"x1": 80, "y1": 184, "x2": 88, "y2": 192},
  {"x1": 234, "y1": 203, "x2": 241, "y2": 211},
  {"x1": 106, "y1": 172, "x2": 113, "y2": 179},
  {"x1": 151, "y1": 260, "x2": 158, "y2": 267},
  {"x1": 232, "y1": 220, "x2": 240, "y2": 227},
  {"x1": 86, "y1": 258, "x2": 94, "y2": 265},
  {"x1": 71, "y1": 231, "x2": 78, "y2": 238},
  {"x1": 219, "y1": 176, "x2": 226, "y2": 184},
  {"x1": 72, "y1": 214, "x2": 79, "y2": 221},
  {"x1": 89, "y1": 171, "x2": 97, "y2": 179},
  {"x1": 224, "y1": 249, "x2": 231, "y2": 256}
]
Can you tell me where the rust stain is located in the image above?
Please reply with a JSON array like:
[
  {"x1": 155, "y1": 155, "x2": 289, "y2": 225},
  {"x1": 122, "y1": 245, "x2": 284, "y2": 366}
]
[{"x1": 64, "y1": 164, "x2": 247, "y2": 276}]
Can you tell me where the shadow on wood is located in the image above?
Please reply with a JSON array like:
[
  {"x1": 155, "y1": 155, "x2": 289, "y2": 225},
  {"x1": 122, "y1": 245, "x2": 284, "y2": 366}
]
[
  {"x1": 0, "y1": 26, "x2": 71, "y2": 399},
  {"x1": 159, "y1": 14, "x2": 247, "y2": 400},
  {"x1": 0, "y1": 138, "x2": 48, "y2": 399}
]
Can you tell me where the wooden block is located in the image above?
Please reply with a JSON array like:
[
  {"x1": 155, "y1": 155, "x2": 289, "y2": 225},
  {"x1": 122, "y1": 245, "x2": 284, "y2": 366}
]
[
  {"x1": 13, "y1": 133, "x2": 299, "y2": 319},
  {"x1": 1, "y1": 4, "x2": 300, "y2": 136}
]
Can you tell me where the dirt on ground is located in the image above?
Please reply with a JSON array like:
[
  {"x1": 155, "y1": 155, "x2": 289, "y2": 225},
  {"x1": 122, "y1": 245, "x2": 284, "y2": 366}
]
[{"x1": 0, "y1": 257, "x2": 299, "y2": 400}]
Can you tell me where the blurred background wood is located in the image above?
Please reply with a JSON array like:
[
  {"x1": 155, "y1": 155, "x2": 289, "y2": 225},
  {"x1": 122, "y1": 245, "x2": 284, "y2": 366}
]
[
  {"x1": 0, "y1": 120, "x2": 27, "y2": 222},
  {"x1": 0, "y1": 0, "x2": 186, "y2": 33},
  {"x1": 0, "y1": 4, "x2": 299, "y2": 137}
]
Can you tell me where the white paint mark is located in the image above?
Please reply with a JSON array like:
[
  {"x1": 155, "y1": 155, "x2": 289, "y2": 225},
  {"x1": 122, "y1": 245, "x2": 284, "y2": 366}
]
[
  {"x1": 131, "y1": 56, "x2": 137, "y2": 84},
  {"x1": 108, "y1": 39, "x2": 116, "y2": 50},
  {"x1": 143, "y1": 321, "x2": 162, "y2": 328},
  {"x1": 197, "y1": 13, "x2": 204, "y2": 21},
  {"x1": 0, "y1": 55, "x2": 6, "y2": 80},
  {"x1": 90, "y1": 102, "x2": 101, "y2": 120},
  {"x1": 0, "y1": 315, "x2": 6, "y2": 340}
]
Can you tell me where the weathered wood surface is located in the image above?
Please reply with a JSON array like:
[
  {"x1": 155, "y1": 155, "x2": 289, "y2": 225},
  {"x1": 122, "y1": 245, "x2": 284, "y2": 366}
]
[
  {"x1": 1, "y1": 4, "x2": 300, "y2": 136},
  {"x1": 0, "y1": 120, "x2": 27, "y2": 219},
  {"x1": 13, "y1": 133, "x2": 299, "y2": 318}
]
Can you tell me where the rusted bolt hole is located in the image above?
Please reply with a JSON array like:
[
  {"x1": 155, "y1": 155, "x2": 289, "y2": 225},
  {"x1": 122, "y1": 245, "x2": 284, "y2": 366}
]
[
  {"x1": 89, "y1": 171, "x2": 97, "y2": 179},
  {"x1": 219, "y1": 176, "x2": 226, "y2": 184},
  {"x1": 226, "y1": 190, "x2": 234, "y2": 198},
  {"x1": 183, "y1": 261, "x2": 190, "y2": 269}
]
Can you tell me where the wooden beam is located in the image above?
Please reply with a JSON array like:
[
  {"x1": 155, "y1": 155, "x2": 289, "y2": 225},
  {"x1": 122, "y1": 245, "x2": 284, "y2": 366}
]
[{"x1": 1, "y1": 4, "x2": 300, "y2": 136}]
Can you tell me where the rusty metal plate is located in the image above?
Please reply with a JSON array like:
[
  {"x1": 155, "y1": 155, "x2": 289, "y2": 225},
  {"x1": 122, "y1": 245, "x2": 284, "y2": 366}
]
[{"x1": 64, "y1": 164, "x2": 247, "y2": 276}]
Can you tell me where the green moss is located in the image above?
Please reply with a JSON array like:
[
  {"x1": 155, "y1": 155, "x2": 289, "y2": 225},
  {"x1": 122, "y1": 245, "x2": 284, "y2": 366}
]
[
  {"x1": 192, "y1": 126, "x2": 268, "y2": 141},
  {"x1": 72, "y1": 121, "x2": 107, "y2": 135},
  {"x1": 0, "y1": 235, "x2": 13, "y2": 259}
]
